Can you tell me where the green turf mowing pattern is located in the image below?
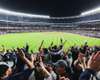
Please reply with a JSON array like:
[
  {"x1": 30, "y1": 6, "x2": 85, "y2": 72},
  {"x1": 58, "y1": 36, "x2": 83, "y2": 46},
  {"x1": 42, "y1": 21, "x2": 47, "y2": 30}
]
[{"x1": 0, "y1": 32, "x2": 100, "y2": 52}]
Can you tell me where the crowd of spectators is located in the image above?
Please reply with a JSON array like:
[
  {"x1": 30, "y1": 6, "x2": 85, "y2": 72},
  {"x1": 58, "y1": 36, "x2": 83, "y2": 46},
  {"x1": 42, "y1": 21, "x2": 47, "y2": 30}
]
[{"x1": 0, "y1": 39, "x2": 100, "y2": 80}]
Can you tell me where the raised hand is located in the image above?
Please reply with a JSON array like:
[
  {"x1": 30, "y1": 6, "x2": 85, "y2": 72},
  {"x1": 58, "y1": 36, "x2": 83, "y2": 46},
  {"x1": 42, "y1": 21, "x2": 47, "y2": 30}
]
[
  {"x1": 39, "y1": 56, "x2": 45, "y2": 68},
  {"x1": 17, "y1": 48, "x2": 35, "y2": 69},
  {"x1": 50, "y1": 41, "x2": 53, "y2": 46},
  {"x1": 87, "y1": 51, "x2": 100, "y2": 71},
  {"x1": 39, "y1": 40, "x2": 44, "y2": 51},
  {"x1": 31, "y1": 54, "x2": 36, "y2": 63},
  {"x1": 17, "y1": 48, "x2": 26, "y2": 59},
  {"x1": 38, "y1": 56, "x2": 50, "y2": 77}
]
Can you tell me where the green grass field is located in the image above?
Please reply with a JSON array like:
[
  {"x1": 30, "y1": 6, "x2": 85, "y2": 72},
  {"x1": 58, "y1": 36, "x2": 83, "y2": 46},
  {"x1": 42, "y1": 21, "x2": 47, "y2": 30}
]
[{"x1": 0, "y1": 32, "x2": 100, "y2": 52}]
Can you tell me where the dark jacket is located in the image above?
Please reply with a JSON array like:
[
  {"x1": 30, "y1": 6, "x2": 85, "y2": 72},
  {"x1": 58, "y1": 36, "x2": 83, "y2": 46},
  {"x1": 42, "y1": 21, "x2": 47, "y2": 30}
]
[{"x1": 79, "y1": 69, "x2": 99, "y2": 80}]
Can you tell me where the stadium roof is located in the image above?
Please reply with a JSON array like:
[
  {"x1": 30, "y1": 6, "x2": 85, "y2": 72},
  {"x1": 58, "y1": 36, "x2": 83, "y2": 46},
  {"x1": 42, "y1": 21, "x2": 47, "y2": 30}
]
[
  {"x1": 0, "y1": 0, "x2": 100, "y2": 17},
  {"x1": 81, "y1": 7, "x2": 100, "y2": 16},
  {"x1": 1, "y1": 7, "x2": 100, "y2": 19},
  {"x1": 0, "y1": 8, "x2": 50, "y2": 18}
]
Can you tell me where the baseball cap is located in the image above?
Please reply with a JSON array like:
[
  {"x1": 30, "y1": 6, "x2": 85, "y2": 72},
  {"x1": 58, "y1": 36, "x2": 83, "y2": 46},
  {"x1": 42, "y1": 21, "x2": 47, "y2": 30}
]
[
  {"x1": 0, "y1": 61, "x2": 14, "y2": 68},
  {"x1": 53, "y1": 60, "x2": 69, "y2": 68}
]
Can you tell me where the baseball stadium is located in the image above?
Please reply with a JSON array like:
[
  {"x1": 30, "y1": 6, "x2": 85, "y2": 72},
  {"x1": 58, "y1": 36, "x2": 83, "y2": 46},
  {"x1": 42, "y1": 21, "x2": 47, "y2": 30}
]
[{"x1": 0, "y1": 0, "x2": 100, "y2": 80}]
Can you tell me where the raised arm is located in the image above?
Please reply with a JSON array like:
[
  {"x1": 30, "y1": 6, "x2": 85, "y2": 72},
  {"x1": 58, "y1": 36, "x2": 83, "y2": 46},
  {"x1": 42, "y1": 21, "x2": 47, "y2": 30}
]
[
  {"x1": 79, "y1": 51, "x2": 100, "y2": 80},
  {"x1": 39, "y1": 57, "x2": 50, "y2": 77},
  {"x1": 17, "y1": 48, "x2": 35, "y2": 69},
  {"x1": 25, "y1": 43, "x2": 29, "y2": 53},
  {"x1": 59, "y1": 38, "x2": 67, "y2": 49},
  {"x1": 48, "y1": 41, "x2": 54, "y2": 51},
  {"x1": 38, "y1": 40, "x2": 44, "y2": 51}
]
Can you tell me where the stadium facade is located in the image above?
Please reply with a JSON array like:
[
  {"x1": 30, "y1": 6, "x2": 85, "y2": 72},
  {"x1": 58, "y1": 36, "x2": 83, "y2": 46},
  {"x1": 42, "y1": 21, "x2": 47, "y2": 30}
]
[{"x1": 0, "y1": 8, "x2": 100, "y2": 37}]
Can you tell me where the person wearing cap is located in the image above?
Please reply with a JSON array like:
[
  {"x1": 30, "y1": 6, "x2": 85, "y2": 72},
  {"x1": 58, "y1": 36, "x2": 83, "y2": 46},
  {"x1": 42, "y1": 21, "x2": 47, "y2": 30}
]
[
  {"x1": 0, "y1": 48, "x2": 35, "y2": 80},
  {"x1": 0, "y1": 62, "x2": 12, "y2": 80},
  {"x1": 54, "y1": 60, "x2": 73, "y2": 80},
  {"x1": 48, "y1": 39, "x2": 66, "y2": 63}
]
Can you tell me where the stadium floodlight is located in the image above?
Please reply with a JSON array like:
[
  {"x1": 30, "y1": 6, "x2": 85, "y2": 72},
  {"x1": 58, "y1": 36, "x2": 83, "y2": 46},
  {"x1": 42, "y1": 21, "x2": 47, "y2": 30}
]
[
  {"x1": 81, "y1": 7, "x2": 100, "y2": 16},
  {"x1": 0, "y1": 8, "x2": 50, "y2": 18}
]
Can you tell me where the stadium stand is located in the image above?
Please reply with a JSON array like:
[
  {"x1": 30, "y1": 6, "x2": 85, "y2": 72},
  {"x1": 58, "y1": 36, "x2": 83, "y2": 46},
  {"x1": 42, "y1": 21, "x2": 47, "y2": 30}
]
[{"x1": 0, "y1": 12, "x2": 100, "y2": 38}]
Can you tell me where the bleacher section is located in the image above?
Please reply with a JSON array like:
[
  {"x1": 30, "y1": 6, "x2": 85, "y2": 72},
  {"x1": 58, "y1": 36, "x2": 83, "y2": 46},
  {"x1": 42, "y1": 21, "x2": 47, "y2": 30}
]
[{"x1": 0, "y1": 12, "x2": 100, "y2": 38}]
